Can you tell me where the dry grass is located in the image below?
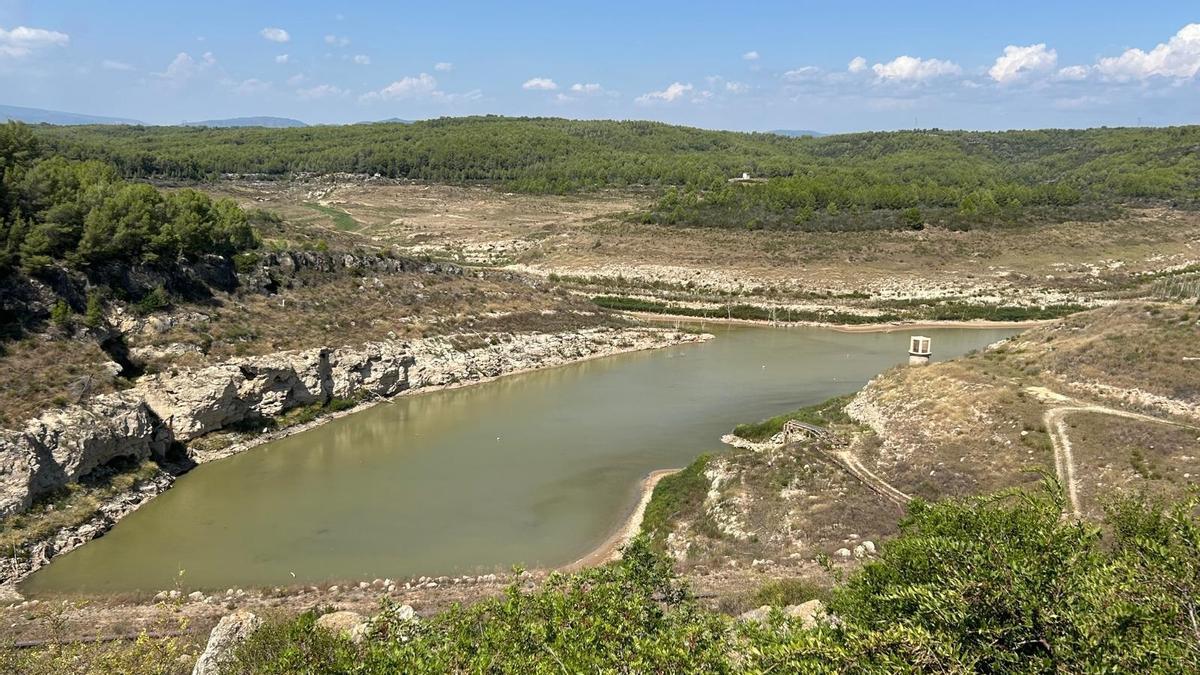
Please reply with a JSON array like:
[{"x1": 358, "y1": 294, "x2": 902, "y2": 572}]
[
  {"x1": 132, "y1": 272, "x2": 625, "y2": 369},
  {"x1": 1007, "y1": 303, "x2": 1200, "y2": 405},
  {"x1": 0, "y1": 338, "x2": 122, "y2": 428}
]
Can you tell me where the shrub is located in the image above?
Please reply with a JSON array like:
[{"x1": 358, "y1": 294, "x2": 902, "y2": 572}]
[{"x1": 49, "y1": 298, "x2": 72, "y2": 328}]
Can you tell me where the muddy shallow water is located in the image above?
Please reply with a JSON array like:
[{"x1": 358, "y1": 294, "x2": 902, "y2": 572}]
[{"x1": 24, "y1": 324, "x2": 1016, "y2": 594}]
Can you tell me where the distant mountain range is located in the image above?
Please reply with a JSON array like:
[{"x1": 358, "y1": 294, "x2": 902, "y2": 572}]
[
  {"x1": 181, "y1": 116, "x2": 308, "y2": 128},
  {"x1": 768, "y1": 129, "x2": 826, "y2": 138},
  {"x1": 0, "y1": 104, "x2": 141, "y2": 126}
]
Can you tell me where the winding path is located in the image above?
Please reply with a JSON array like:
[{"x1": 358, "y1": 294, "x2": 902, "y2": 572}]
[
  {"x1": 830, "y1": 449, "x2": 912, "y2": 507},
  {"x1": 1027, "y1": 386, "x2": 1198, "y2": 518}
]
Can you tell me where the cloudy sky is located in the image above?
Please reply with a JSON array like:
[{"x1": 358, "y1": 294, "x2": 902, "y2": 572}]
[{"x1": 2, "y1": 1, "x2": 1198, "y2": 131}]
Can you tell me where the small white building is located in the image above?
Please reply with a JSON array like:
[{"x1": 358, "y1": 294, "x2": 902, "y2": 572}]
[{"x1": 908, "y1": 335, "x2": 932, "y2": 366}]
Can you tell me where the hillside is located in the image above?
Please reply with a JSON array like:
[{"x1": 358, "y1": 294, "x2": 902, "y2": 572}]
[
  {"x1": 181, "y1": 117, "x2": 307, "y2": 128},
  {"x1": 31, "y1": 117, "x2": 1200, "y2": 205},
  {"x1": 0, "y1": 104, "x2": 140, "y2": 126}
]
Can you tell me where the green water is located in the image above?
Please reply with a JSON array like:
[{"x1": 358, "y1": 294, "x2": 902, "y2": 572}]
[{"x1": 24, "y1": 325, "x2": 1016, "y2": 594}]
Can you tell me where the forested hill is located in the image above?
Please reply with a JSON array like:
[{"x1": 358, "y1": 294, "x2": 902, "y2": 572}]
[{"x1": 27, "y1": 117, "x2": 1200, "y2": 233}]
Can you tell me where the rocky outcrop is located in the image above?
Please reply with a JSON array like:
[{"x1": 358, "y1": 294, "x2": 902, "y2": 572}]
[
  {"x1": 193, "y1": 610, "x2": 261, "y2": 675},
  {"x1": 0, "y1": 394, "x2": 171, "y2": 517}
]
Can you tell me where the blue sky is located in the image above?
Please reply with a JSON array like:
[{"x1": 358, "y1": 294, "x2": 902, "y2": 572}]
[{"x1": 1, "y1": 1, "x2": 1198, "y2": 131}]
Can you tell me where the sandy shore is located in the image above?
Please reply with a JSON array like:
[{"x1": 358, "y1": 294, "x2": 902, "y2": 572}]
[
  {"x1": 562, "y1": 468, "x2": 681, "y2": 571},
  {"x1": 626, "y1": 310, "x2": 1058, "y2": 333}
]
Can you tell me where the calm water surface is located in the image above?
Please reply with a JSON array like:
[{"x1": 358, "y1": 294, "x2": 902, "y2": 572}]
[{"x1": 24, "y1": 324, "x2": 1015, "y2": 594}]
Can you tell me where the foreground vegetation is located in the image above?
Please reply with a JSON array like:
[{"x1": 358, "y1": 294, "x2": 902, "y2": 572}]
[{"x1": 38, "y1": 482, "x2": 1184, "y2": 673}]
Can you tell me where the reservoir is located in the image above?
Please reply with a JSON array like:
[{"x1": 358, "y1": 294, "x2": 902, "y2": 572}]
[{"x1": 24, "y1": 324, "x2": 1016, "y2": 594}]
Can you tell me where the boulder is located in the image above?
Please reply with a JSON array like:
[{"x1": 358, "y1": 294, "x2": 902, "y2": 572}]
[
  {"x1": 738, "y1": 605, "x2": 773, "y2": 623},
  {"x1": 783, "y1": 599, "x2": 827, "y2": 629},
  {"x1": 315, "y1": 610, "x2": 369, "y2": 643},
  {"x1": 193, "y1": 610, "x2": 261, "y2": 675}
]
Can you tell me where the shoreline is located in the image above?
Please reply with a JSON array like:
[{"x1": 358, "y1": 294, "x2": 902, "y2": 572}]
[
  {"x1": 201, "y1": 331, "x2": 715, "y2": 463},
  {"x1": 624, "y1": 310, "x2": 1058, "y2": 333},
  {"x1": 561, "y1": 468, "x2": 681, "y2": 572},
  {"x1": 3, "y1": 328, "x2": 712, "y2": 599}
]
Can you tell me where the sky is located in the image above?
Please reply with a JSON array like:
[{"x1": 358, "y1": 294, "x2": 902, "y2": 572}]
[{"x1": 1, "y1": 1, "x2": 1198, "y2": 132}]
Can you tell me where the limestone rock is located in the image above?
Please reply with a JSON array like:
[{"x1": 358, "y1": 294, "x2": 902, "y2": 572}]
[
  {"x1": 193, "y1": 610, "x2": 261, "y2": 675},
  {"x1": 139, "y1": 364, "x2": 249, "y2": 441},
  {"x1": 316, "y1": 610, "x2": 369, "y2": 643},
  {"x1": 738, "y1": 605, "x2": 772, "y2": 623},
  {"x1": 0, "y1": 431, "x2": 42, "y2": 517},
  {"x1": 237, "y1": 348, "x2": 330, "y2": 416},
  {"x1": 23, "y1": 393, "x2": 170, "y2": 484},
  {"x1": 784, "y1": 599, "x2": 827, "y2": 629},
  {"x1": 328, "y1": 342, "x2": 413, "y2": 400}
]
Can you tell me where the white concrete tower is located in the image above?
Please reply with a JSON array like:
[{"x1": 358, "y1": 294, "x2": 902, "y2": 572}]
[{"x1": 908, "y1": 335, "x2": 932, "y2": 366}]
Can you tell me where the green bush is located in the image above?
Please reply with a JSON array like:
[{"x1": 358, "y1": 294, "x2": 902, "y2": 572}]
[
  {"x1": 49, "y1": 298, "x2": 72, "y2": 328},
  {"x1": 731, "y1": 394, "x2": 854, "y2": 441},
  {"x1": 133, "y1": 286, "x2": 170, "y2": 316}
]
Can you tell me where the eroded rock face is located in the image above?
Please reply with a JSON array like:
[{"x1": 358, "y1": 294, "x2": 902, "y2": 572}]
[
  {"x1": 140, "y1": 364, "x2": 249, "y2": 441},
  {"x1": 193, "y1": 610, "x2": 261, "y2": 675},
  {"x1": 0, "y1": 394, "x2": 170, "y2": 517},
  {"x1": 328, "y1": 342, "x2": 413, "y2": 400},
  {"x1": 24, "y1": 393, "x2": 170, "y2": 483},
  {"x1": 0, "y1": 431, "x2": 42, "y2": 517}
]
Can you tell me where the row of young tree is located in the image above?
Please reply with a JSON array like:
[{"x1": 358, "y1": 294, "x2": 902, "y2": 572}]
[{"x1": 0, "y1": 122, "x2": 259, "y2": 275}]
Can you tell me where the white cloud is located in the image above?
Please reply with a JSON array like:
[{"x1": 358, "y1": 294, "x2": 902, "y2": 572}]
[
  {"x1": 275, "y1": 54, "x2": 290, "y2": 64},
  {"x1": 783, "y1": 66, "x2": 821, "y2": 81},
  {"x1": 260, "y1": 27, "x2": 290, "y2": 43},
  {"x1": 570, "y1": 82, "x2": 603, "y2": 94},
  {"x1": 724, "y1": 81, "x2": 749, "y2": 94},
  {"x1": 742, "y1": 50, "x2": 759, "y2": 61},
  {"x1": 287, "y1": 73, "x2": 306, "y2": 86},
  {"x1": 1056, "y1": 65, "x2": 1091, "y2": 81},
  {"x1": 233, "y1": 78, "x2": 271, "y2": 95},
  {"x1": 434, "y1": 61, "x2": 454, "y2": 72},
  {"x1": 989, "y1": 43, "x2": 1057, "y2": 83},
  {"x1": 155, "y1": 51, "x2": 215, "y2": 86},
  {"x1": 1096, "y1": 23, "x2": 1200, "y2": 80},
  {"x1": 297, "y1": 83, "x2": 346, "y2": 99},
  {"x1": 522, "y1": 77, "x2": 557, "y2": 90},
  {"x1": 848, "y1": 56, "x2": 867, "y2": 73},
  {"x1": 362, "y1": 73, "x2": 438, "y2": 100},
  {"x1": 324, "y1": 34, "x2": 350, "y2": 47},
  {"x1": 635, "y1": 82, "x2": 693, "y2": 104},
  {"x1": 353, "y1": 54, "x2": 371, "y2": 65},
  {"x1": 0, "y1": 25, "x2": 69, "y2": 58},
  {"x1": 871, "y1": 55, "x2": 961, "y2": 81},
  {"x1": 101, "y1": 59, "x2": 133, "y2": 71}
]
